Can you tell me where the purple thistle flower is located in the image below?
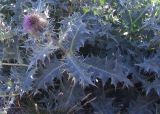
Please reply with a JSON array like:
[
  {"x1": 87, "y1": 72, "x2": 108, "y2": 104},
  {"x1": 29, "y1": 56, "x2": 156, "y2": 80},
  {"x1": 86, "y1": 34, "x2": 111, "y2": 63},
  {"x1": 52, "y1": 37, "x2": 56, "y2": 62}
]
[{"x1": 23, "y1": 13, "x2": 47, "y2": 35}]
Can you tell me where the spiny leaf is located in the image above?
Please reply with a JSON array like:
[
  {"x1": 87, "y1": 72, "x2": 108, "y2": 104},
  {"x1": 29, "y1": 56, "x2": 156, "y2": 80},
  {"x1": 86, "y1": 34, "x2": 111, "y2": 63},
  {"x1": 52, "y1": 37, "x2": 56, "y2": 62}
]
[
  {"x1": 59, "y1": 13, "x2": 90, "y2": 51},
  {"x1": 33, "y1": 57, "x2": 63, "y2": 90},
  {"x1": 10, "y1": 67, "x2": 36, "y2": 93},
  {"x1": 65, "y1": 55, "x2": 95, "y2": 87},
  {"x1": 135, "y1": 54, "x2": 160, "y2": 77},
  {"x1": 144, "y1": 79, "x2": 160, "y2": 96},
  {"x1": 28, "y1": 42, "x2": 58, "y2": 71},
  {"x1": 55, "y1": 77, "x2": 85, "y2": 110},
  {"x1": 85, "y1": 56, "x2": 133, "y2": 87}
]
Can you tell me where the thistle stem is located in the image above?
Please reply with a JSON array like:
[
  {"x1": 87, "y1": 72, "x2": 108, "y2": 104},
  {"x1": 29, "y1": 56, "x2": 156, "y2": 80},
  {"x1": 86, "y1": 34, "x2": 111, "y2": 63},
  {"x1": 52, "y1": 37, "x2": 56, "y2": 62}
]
[{"x1": 1, "y1": 63, "x2": 28, "y2": 67}]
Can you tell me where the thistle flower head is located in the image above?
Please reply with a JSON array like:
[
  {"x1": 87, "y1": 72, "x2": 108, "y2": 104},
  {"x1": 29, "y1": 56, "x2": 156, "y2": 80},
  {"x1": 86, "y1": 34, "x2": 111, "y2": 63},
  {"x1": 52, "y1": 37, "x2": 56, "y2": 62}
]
[{"x1": 23, "y1": 13, "x2": 47, "y2": 35}]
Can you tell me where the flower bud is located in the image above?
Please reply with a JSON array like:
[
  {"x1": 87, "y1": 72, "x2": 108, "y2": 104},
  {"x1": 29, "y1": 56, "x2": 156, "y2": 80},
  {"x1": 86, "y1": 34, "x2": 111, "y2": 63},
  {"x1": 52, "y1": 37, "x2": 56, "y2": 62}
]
[{"x1": 23, "y1": 13, "x2": 48, "y2": 37}]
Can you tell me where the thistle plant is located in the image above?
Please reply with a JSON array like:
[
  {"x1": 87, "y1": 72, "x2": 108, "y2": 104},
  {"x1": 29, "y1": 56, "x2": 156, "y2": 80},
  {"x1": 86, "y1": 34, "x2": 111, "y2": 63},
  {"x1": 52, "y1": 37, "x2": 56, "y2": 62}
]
[{"x1": 0, "y1": 0, "x2": 160, "y2": 114}]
